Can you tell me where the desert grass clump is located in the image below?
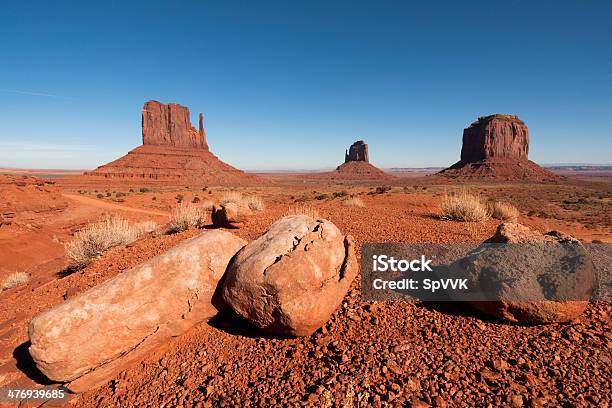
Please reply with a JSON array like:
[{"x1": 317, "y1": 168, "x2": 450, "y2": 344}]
[
  {"x1": 1, "y1": 272, "x2": 29, "y2": 291},
  {"x1": 245, "y1": 195, "x2": 265, "y2": 211},
  {"x1": 133, "y1": 220, "x2": 158, "y2": 235},
  {"x1": 342, "y1": 196, "x2": 365, "y2": 208},
  {"x1": 285, "y1": 204, "x2": 320, "y2": 219},
  {"x1": 200, "y1": 199, "x2": 214, "y2": 211},
  {"x1": 168, "y1": 203, "x2": 206, "y2": 233},
  {"x1": 65, "y1": 217, "x2": 138, "y2": 269},
  {"x1": 220, "y1": 191, "x2": 265, "y2": 211},
  {"x1": 440, "y1": 191, "x2": 491, "y2": 222},
  {"x1": 488, "y1": 200, "x2": 519, "y2": 221},
  {"x1": 220, "y1": 191, "x2": 244, "y2": 206},
  {"x1": 375, "y1": 185, "x2": 392, "y2": 194}
]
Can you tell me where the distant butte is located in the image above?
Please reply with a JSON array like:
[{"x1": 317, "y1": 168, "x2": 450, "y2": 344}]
[
  {"x1": 332, "y1": 140, "x2": 392, "y2": 180},
  {"x1": 69, "y1": 101, "x2": 258, "y2": 187},
  {"x1": 141, "y1": 101, "x2": 208, "y2": 149},
  {"x1": 438, "y1": 114, "x2": 561, "y2": 182},
  {"x1": 344, "y1": 140, "x2": 369, "y2": 162}
]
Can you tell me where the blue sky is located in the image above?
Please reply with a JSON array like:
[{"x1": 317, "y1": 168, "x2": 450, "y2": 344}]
[{"x1": 1, "y1": 0, "x2": 610, "y2": 170}]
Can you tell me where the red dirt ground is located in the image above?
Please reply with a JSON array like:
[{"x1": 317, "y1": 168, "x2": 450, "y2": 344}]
[{"x1": 0, "y1": 172, "x2": 610, "y2": 407}]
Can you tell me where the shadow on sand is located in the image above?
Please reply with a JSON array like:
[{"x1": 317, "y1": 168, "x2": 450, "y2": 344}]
[
  {"x1": 207, "y1": 309, "x2": 290, "y2": 340},
  {"x1": 13, "y1": 341, "x2": 55, "y2": 385}
]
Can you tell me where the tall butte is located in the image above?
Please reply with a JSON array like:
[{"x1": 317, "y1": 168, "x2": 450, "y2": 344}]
[
  {"x1": 78, "y1": 101, "x2": 257, "y2": 186},
  {"x1": 439, "y1": 114, "x2": 560, "y2": 181},
  {"x1": 332, "y1": 140, "x2": 392, "y2": 179}
]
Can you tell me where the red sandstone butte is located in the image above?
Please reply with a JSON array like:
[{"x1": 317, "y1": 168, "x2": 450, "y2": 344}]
[
  {"x1": 439, "y1": 114, "x2": 561, "y2": 181},
  {"x1": 345, "y1": 140, "x2": 369, "y2": 162},
  {"x1": 142, "y1": 100, "x2": 208, "y2": 149},
  {"x1": 71, "y1": 101, "x2": 258, "y2": 187},
  {"x1": 332, "y1": 140, "x2": 392, "y2": 180}
]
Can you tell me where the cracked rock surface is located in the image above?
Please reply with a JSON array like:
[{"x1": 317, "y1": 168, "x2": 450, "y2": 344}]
[
  {"x1": 223, "y1": 215, "x2": 357, "y2": 336},
  {"x1": 28, "y1": 230, "x2": 246, "y2": 392},
  {"x1": 458, "y1": 223, "x2": 595, "y2": 323}
]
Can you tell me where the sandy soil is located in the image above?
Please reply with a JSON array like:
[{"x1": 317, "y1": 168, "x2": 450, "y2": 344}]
[{"x1": 0, "y1": 173, "x2": 610, "y2": 407}]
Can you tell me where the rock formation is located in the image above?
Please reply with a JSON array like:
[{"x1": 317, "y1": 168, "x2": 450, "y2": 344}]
[
  {"x1": 70, "y1": 101, "x2": 258, "y2": 187},
  {"x1": 142, "y1": 101, "x2": 208, "y2": 149},
  {"x1": 28, "y1": 230, "x2": 247, "y2": 392},
  {"x1": 0, "y1": 176, "x2": 68, "y2": 225},
  {"x1": 332, "y1": 140, "x2": 392, "y2": 180},
  {"x1": 212, "y1": 202, "x2": 252, "y2": 229},
  {"x1": 453, "y1": 223, "x2": 595, "y2": 324},
  {"x1": 222, "y1": 215, "x2": 358, "y2": 336},
  {"x1": 460, "y1": 114, "x2": 529, "y2": 162},
  {"x1": 345, "y1": 140, "x2": 369, "y2": 162},
  {"x1": 439, "y1": 114, "x2": 560, "y2": 181}
]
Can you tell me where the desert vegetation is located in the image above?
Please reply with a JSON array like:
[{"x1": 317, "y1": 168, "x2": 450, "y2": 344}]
[
  {"x1": 220, "y1": 191, "x2": 265, "y2": 211},
  {"x1": 487, "y1": 200, "x2": 520, "y2": 221},
  {"x1": 342, "y1": 196, "x2": 365, "y2": 207},
  {"x1": 65, "y1": 217, "x2": 153, "y2": 269},
  {"x1": 440, "y1": 191, "x2": 491, "y2": 222},
  {"x1": 374, "y1": 185, "x2": 392, "y2": 194},
  {"x1": 285, "y1": 204, "x2": 320, "y2": 219},
  {"x1": 1, "y1": 272, "x2": 29, "y2": 291},
  {"x1": 133, "y1": 220, "x2": 158, "y2": 235},
  {"x1": 167, "y1": 203, "x2": 207, "y2": 233}
]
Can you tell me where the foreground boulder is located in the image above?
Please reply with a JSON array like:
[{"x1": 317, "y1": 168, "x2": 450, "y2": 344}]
[
  {"x1": 455, "y1": 223, "x2": 595, "y2": 323},
  {"x1": 29, "y1": 230, "x2": 246, "y2": 392},
  {"x1": 222, "y1": 215, "x2": 357, "y2": 336},
  {"x1": 212, "y1": 202, "x2": 252, "y2": 228}
]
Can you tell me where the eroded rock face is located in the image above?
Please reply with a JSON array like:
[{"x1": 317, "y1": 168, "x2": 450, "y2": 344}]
[
  {"x1": 461, "y1": 114, "x2": 529, "y2": 163},
  {"x1": 212, "y1": 202, "x2": 252, "y2": 228},
  {"x1": 345, "y1": 140, "x2": 369, "y2": 163},
  {"x1": 222, "y1": 215, "x2": 357, "y2": 336},
  {"x1": 142, "y1": 100, "x2": 208, "y2": 149},
  {"x1": 456, "y1": 223, "x2": 595, "y2": 324},
  {"x1": 28, "y1": 230, "x2": 246, "y2": 392},
  {"x1": 439, "y1": 114, "x2": 561, "y2": 181}
]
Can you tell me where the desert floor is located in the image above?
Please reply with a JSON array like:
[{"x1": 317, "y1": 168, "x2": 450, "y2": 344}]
[{"x1": 0, "y1": 172, "x2": 610, "y2": 407}]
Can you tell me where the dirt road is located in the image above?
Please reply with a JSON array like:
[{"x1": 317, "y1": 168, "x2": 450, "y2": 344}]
[{"x1": 62, "y1": 194, "x2": 170, "y2": 217}]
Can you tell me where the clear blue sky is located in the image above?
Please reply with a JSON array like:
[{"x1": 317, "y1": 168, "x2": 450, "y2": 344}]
[{"x1": 1, "y1": 0, "x2": 610, "y2": 170}]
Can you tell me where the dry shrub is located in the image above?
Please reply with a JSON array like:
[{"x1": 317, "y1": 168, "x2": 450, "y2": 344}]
[
  {"x1": 488, "y1": 200, "x2": 519, "y2": 221},
  {"x1": 342, "y1": 197, "x2": 365, "y2": 208},
  {"x1": 1, "y1": 272, "x2": 29, "y2": 291},
  {"x1": 133, "y1": 220, "x2": 158, "y2": 235},
  {"x1": 220, "y1": 191, "x2": 264, "y2": 211},
  {"x1": 440, "y1": 191, "x2": 490, "y2": 222},
  {"x1": 332, "y1": 190, "x2": 349, "y2": 198},
  {"x1": 220, "y1": 191, "x2": 244, "y2": 206},
  {"x1": 201, "y1": 199, "x2": 214, "y2": 211},
  {"x1": 375, "y1": 185, "x2": 392, "y2": 194},
  {"x1": 66, "y1": 217, "x2": 140, "y2": 269},
  {"x1": 245, "y1": 196, "x2": 265, "y2": 211},
  {"x1": 168, "y1": 203, "x2": 206, "y2": 233},
  {"x1": 285, "y1": 204, "x2": 320, "y2": 219}
]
